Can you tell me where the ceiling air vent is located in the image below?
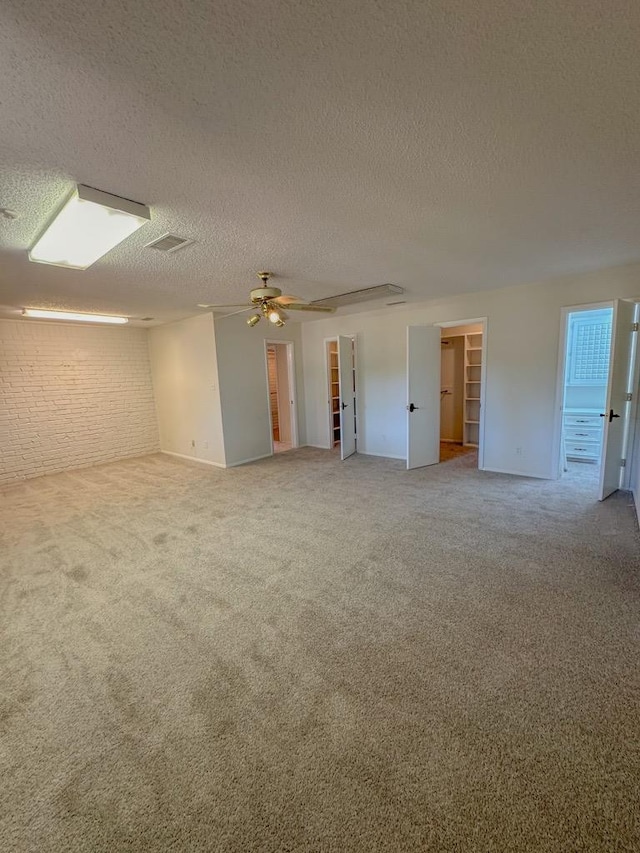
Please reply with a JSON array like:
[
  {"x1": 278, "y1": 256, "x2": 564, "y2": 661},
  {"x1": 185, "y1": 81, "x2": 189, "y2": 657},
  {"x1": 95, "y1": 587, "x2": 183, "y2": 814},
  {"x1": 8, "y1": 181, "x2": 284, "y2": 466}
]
[
  {"x1": 312, "y1": 283, "x2": 404, "y2": 309},
  {"x1": 145, "y1": 233, "x2": 194, "y2": 253}
]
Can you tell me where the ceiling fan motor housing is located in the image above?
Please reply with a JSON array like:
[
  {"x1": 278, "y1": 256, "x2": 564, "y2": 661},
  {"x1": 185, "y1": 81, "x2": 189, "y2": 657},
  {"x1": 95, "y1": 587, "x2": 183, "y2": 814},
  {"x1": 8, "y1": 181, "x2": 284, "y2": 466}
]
[{"x1": 250, "y1": 286, "x2": 281, "y2": 302}]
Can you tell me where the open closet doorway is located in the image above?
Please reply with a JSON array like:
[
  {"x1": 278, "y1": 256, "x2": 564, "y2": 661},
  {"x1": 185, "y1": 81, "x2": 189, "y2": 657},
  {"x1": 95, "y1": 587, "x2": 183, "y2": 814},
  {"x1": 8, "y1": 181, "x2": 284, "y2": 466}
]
[
  {"x1": 406, "y1": 318, "x2": 487, "y2": 470},
  {"x1": 557, "y1": 300, "x2": 638, "y2": 500},
  {"x1": 326, "y1": 336, "x2": 357, "y2": 460},
  {"x1": 439, "y1": 323, "x2": 484, "y2": 466},
  {"x1": 265, "y1": 341, "x2": 298, "y2": 454}
]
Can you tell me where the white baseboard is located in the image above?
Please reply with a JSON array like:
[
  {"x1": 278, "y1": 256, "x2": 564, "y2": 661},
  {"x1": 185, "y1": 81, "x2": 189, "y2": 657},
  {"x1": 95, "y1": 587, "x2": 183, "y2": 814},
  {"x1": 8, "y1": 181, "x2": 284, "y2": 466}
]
[
  {"x1": 482, "y1": 465, "x2": 549, "y2": 480},
  {"x1": 225, "y1": 452, "x2": 273, "y2": 468},
  {"x1": 305, "y1": 443, "x2": 333, "y2": 450},
  {"x1": 161, "y1": 450, "x2": 226, "y2": 468},
  {"x1": 357, "y1": 450, "x2": 405, "y2": 461}
]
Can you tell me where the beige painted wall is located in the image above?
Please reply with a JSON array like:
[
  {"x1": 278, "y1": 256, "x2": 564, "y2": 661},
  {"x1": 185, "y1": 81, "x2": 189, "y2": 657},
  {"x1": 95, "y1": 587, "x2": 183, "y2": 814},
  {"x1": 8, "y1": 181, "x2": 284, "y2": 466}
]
[
  {"x1": 148, "y1": 313, "x2": 225, "y2": 466},
  {"x1": 214, "y1": 315, "x2": 305, "y2": 466},
  {"x1": 301, "y1": 262, "x2": 640, "y2": 480}
]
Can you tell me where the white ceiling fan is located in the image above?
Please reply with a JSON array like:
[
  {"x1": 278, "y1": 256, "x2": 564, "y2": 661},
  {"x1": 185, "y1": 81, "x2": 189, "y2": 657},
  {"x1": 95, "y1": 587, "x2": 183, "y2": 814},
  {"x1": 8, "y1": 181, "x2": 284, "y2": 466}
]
[{"x1": 198, "y1": 272, "x2": 335, "y2": 326}]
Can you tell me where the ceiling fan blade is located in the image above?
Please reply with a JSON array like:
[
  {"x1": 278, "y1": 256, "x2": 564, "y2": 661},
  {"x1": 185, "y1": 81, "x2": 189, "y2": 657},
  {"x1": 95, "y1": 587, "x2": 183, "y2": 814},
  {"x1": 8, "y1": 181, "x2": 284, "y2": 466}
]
[
  {"x1": 216, "y1": 305, "x2": 256, "y2": 318},
  {"x1": 197, "y1": 303, "x2": 250, "y2": 309},
  {"x1": 283, "y1": 303, "x2": 336, "y2": 313},
  {"x1": 273, "y1": 294, "x2": 301, "y2": 305}
]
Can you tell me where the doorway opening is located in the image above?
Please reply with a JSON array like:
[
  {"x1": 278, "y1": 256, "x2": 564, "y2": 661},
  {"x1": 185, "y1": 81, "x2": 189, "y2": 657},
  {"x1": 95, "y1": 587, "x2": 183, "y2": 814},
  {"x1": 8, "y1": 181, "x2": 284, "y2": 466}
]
[
  {"x1": 406, "y1": 318, "x2": 487, "y2": 471},
  {"x1": 439, "y1": 323, "x2": 483, "y2": 466},
  {"x1": 266, "y1": 341, "x2": 298, "y2": 454},
  {"x1": 556, "y1": 300, "x2": 638, "y2": 500},
  {"x1": 325, "y1": 336, "x2": 357, "y2": 460},
  {"x1": 559, "y1": 306, "x2": 612, "y2": 491}
]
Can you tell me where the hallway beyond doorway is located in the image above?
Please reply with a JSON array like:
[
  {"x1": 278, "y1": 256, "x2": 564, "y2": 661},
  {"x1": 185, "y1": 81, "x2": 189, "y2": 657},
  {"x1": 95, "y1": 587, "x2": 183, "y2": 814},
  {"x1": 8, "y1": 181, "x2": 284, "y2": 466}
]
[
  {"x1": 439, "y1": 442, "x2": 477, "y2": 464},
  {"x1": 274, "y1": 440, "x2": 292, "y2": 454}
]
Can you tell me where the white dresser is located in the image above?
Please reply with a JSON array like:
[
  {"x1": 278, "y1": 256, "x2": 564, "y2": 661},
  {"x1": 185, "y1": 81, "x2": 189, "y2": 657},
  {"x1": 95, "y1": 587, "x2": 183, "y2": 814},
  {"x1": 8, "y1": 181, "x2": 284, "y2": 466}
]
[{"x1": 563, "y1": 408, "x2": 604, "y2": 463}]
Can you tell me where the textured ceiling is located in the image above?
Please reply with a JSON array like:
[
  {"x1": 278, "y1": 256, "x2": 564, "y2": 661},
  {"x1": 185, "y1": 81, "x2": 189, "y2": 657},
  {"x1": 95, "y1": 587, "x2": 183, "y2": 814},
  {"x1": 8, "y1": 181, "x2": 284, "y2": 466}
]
[{"x1": 1, "y1": 0, "x2": 640, "y2": 323}]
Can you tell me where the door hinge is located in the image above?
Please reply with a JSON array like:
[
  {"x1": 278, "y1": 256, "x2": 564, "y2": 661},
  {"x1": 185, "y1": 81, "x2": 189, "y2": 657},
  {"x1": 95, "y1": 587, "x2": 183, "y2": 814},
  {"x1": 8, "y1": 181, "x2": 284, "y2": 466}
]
[
  {"x1": 626, "y1": 392, "x2": 633, "y2": 402},
  {"x1": 633, "y1": 322, "x2": 639, "y2": 332},
  {"x1": 621, "y1": 458, "x2": 626, "y2": 468}
]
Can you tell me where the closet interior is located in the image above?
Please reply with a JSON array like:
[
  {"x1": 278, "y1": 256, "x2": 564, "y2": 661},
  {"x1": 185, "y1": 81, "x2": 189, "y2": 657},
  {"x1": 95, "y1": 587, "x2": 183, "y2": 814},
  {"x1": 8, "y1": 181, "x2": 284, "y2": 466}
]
[
  {"x1": 327, "y1": 340, "x2": 341, "y2": 447},
  {"x1": 439, "y1": 323, "x2": 483, "y2": 461},
  {"x1": 326, "y1": 337, "x2": 357, "y2": 453},
  {"x1": 560, "y1": 307, "x2": 613, "y2": 468}
]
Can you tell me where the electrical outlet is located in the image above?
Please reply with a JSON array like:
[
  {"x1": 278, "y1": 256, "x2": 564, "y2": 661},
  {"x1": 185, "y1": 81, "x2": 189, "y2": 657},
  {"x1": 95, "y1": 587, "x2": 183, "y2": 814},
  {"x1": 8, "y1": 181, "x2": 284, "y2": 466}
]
[
  {"x1": 515, "y1": 447, "x2": 523, "y2": 455},
  {"x1": 191, "y1": 439, "x2": 195, "y2": 448}
]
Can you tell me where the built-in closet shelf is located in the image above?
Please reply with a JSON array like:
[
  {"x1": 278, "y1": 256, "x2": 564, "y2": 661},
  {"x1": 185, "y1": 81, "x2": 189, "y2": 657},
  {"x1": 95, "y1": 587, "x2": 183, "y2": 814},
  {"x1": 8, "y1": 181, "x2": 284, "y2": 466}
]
[
  {"x1": 327, "y1": 337, "x2": 357, "y2": 452},
  {"x1": 328, "y1": 340, "x2": 341, "y2": 447},
  {"x1": 463, "y1": 332, "x2": 482, "y2": 448}
]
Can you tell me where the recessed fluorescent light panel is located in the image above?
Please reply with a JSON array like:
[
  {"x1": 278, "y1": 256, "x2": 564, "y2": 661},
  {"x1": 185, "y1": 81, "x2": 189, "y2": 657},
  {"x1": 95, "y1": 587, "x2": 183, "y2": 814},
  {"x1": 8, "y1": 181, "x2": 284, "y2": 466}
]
[
  {"x1": 23, "y1": 309, "x2": 128, "y2": 324},
  {"x1": 28, "y1": 185, "x2": 151, "y2": 269},
  {"x1": 312, "y1": 283, "x2": 404, "y2": 308}
]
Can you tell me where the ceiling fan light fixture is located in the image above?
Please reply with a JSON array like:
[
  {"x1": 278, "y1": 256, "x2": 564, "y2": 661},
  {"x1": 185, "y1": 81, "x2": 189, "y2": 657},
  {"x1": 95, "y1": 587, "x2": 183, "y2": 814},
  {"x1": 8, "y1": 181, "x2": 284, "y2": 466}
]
[{"x1": 202, "y1": 270, "x2": 331, "y2": 326}]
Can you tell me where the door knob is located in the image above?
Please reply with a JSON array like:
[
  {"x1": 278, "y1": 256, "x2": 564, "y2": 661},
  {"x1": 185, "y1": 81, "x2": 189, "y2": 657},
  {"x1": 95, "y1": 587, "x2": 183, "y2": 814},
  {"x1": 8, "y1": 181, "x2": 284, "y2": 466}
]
[
  {"x1": 407, "y1": 403, "x2": 419, "y2": 412},
  {"x1": 601, "y1": 409, "x2": 620, "y2": 422},
  {"x1": 341, "y1": 401, "x2": 348, "y2": 410}
]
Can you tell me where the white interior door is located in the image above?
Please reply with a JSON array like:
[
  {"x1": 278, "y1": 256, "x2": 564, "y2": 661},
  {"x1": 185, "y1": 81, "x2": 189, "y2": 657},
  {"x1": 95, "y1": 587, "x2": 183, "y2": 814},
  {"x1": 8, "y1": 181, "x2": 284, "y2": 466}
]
[
  {"x1": 599, "y1": 299, "x2": 637, "y2": 500},
  {"x1": 338, "y1": 335, "x2": 356, "y2": 460},
  {"x1": 407, "y1": 325, "x2": 441, "y2": 470}
]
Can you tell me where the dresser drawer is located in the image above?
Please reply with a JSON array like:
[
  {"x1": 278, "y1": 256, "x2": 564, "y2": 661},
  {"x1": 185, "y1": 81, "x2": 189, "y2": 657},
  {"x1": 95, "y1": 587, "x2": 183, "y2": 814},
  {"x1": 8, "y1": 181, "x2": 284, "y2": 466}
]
[
  {"x1": 565, "y1": 440, "x2": 600, "y2": 460},
  {"x1": 564, "y1": 413, "x2": 602, "y2": 428},
  {"x1": 564, "y1": 426, "x2": 602, "y2": 442}
]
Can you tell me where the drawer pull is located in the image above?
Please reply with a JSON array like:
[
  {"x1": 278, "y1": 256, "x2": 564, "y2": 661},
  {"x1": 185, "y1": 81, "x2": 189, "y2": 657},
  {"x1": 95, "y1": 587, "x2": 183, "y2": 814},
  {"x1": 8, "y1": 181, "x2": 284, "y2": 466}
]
[
  {"x1": 576, "y1": 419, "x2": 589, "y2": 423},
  {"x1": 575, "y1": 432, "x2": 589, "y2": 437},
  {"x1": 572, "y1": 447, "x2": 588, "y2": 452}
]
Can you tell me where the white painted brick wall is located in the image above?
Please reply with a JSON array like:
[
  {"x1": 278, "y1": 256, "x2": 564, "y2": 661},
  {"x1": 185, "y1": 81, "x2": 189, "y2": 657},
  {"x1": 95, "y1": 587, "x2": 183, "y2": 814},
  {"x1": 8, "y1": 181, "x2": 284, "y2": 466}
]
[{"x1": 0, "y1": 320, "x2": 160, "y2": 484}]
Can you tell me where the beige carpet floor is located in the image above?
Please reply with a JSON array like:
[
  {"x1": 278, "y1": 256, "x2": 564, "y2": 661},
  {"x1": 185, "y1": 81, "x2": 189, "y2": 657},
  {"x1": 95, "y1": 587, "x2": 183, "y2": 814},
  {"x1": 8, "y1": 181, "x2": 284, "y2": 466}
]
[{"x1": 1, "y1": 449, "x2": 639, "y2": 852}]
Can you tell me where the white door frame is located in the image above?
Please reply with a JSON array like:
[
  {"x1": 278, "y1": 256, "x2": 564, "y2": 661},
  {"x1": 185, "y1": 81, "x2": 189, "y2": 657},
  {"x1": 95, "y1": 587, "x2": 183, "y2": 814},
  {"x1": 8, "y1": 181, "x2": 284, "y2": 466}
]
[
  {"x1": 599, "y1": 300, "x2": 637, "y2": 498},
  {"x1": 553, "y1": 299, "x2": 640, "y2": 490},
  {"x1": 264, "y1": 340, "x2": 299, "y2": 454},
  {"x1": 338, "y1": 335, "x2": 357, "y2": 459},
  {"x1": 434, "y1": 317, "x2": 488, "y2": 470},
  {"x1": 552, "y1": 301, "x2": 614, "y2": 481},
  {"x1": 625, "y1": 303, "x2": 640, "y2": 489}
]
